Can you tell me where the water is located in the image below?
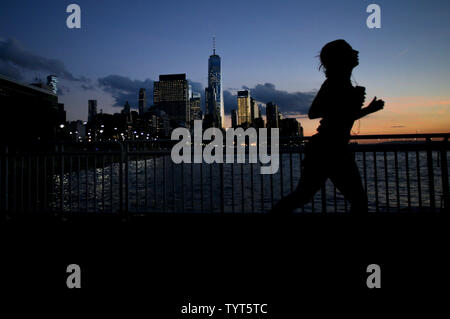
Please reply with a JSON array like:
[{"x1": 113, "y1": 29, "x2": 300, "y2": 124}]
[{"x1": 52, "y1": 151, "x2": 449, "y2": 213}]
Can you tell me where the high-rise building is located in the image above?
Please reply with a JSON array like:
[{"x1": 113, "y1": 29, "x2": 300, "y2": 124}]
[
  {"x1": 190, "y1": 92, "x2": 202, "y2": 125},
  {"x1": 58, "y1": 103, "x2": 66, "y2": 124},
  {"x1": 123, "y1": 101, "x2": 131, "y2": 115},
  {"x1": 253, "y1": 117, "x2": 265, "y2": 129},
  {"x1": 47, "y1": 75, "x2": 58, "y2": 94},
  {"x1": 88, "y1": 100, "x2": 97, "y2": 122},
  {"x1": 205, "y1": 38, "x2": 224, "y2": 128},
  {"x1": 139, "y1": 88, "x2": 146, "y2": 115},
  {"x1": 153, "y1": 74, "x2": 190, "y2": 128},
  {"x1": 237, "y1": 90, "x2": 251, "y2": 126},
  {"x1": 279, "y1": 118, "x2": 303, "y2": 137},
  {"x1": 266, "y1": 102, "x2": 279, "y2": 128},
  {"x1": 146, "y1": 108, "x2": 170, "y2": 138},
  {"x1": 250, "y1": 97, "x2": 260, "y2": 123},
  {"x1": 231, "y1": 109, "x2": 238, "y2": 128},
  {"x1": 204, "y1": 87, "x2": 216, "y2": 128},
  {"x1": 68, "y1": 120, "x2": 86, "y2": 141}
]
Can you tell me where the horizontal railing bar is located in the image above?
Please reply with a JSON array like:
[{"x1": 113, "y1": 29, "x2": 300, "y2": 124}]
[
  {"x1": 2, "y1": 133, "x2": 449, "y2": 147},
  {"x1": 3, "y1": 144, "x2": 447, "y2": 156}
]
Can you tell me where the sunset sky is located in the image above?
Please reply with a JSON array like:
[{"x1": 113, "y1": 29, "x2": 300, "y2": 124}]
[{"x1": 1, "y1": 0, "x2": 449, "y2": 136}]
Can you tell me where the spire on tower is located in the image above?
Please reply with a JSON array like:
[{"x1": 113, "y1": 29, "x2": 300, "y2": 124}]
[{"x1": 213, "y1": 36, "x2": 216, "y2": 55}]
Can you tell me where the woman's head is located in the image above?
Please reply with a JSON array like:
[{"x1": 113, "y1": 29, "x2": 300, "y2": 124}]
[{"x1": 319, "y1": 39, "x2": 359, "y2": 78}]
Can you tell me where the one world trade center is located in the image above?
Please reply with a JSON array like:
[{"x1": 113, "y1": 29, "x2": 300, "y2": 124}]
[{"x1": 205, "y1": 38, "x2": 225, "y2": 128}]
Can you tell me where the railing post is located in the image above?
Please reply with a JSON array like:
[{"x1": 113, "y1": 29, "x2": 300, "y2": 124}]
[
  {"x1": 12, "y1": 149, "x2": 16, "y2": 213},
  {"x1": 60, "y1": 144, "x2": 64, "y2": 214},
  {"x1": 220, "y1": 162, "x2": 224, "y2": 213},
  {"x1": 426, "y1": 138, "x2": 436, "y2": 213},
  {"x1": 321, "y1": 183, "x2": 327, "y2": 213},
  {"x1": 440, "y1": 139, "x2": 449, "y2": 211},
  {"x1": 125, "y1": 143, "x2": 129, "y2": 216},
  {"x1": 118, "y1": 142, "x2": 125, "y2": 217},
  {"x1": 5, "y1": 146, "x2": 9, "y2": 216},
  {"x1": 241, "y1": 163, "x2": 244, "y2": 213}
]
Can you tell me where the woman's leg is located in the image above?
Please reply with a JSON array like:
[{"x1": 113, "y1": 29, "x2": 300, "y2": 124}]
[
  {"x1": 330, "y1": 157, "x2": 368, "y2": 214},
  {"x1": 269, "y1": 158, "x2": 326, "y2": 214}
]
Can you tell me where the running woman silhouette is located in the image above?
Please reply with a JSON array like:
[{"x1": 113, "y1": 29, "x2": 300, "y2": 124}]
[{"x1": 270, "y1": 40, "x2": 384, "y2": 214}]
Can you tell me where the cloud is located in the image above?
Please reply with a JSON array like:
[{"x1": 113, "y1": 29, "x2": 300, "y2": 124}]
[
  {"x1": 249, "y1": 83, "x2": 315, "y2": 115},
  {"x1": 0, "y1": 37, "x2": 85, "y2": 82},
  {"x1": 97, "y1": 76, "x2": 316, "y2": 117},
  {"x1": 188, "y1": 80, "x2": 206, "y2": 110},
  {"x1": 81, "y1": 83, "x2": 96, "y2": 91},
  {"x1": 57, "y1": 85, "x2": 70, "y2": 96},
  {"x1": 98, "y1": 75, "x2": 207, "y2": 110},
  {"x1": 391, "y1": 125, "x2": 406, "y2": 128},
  {"x1": 223, "y1": 90, "x2": 238, "y2": 112},
  {"x1": 98, "y1": 75, "x2": 154, "y2": 108},
  {"x1": 223, "y1": 83, "x2": 316, "y2": 115},
  {"x1": 0, "y1": 60, "x2": 23, "y2": 80}
]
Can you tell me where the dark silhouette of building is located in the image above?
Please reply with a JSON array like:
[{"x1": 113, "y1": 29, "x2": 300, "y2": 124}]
[
  {"x1": 122, "y1": 101, "x2": 131, "y2": 115},
  {"x1": 279, "y1": 118, "x2": 303, "y2": 137},
  {"x1": 68, "y1": 120, "x2": 86, "y2": 142},
  {"x1": 0, "y1": 74, "x2": 61, "y2": 147},
  {"x1": 266, "y1": 102, "x2": 279, "y2": 128},
  {"x1": 88, "y1": 100, "x2": 97, "y2": 122},
  {"x1": 58, "y1": 103, "x2": 66, "y2": 125},
  {"x1": 149, "y1": 108, "x2": 170, "y2": 138},
  {"x1": 153, "y1": 74, "x2": 190, "y2": 128},
  {"x1": 139, "y1": 88, "x2": 147, "y2": 115},
  {"x1": 253, "y1": 116, "x2": 265, "y2": 129},
  {"x1": 204, "y1": 88, "x2": 217, "y2": 129}
]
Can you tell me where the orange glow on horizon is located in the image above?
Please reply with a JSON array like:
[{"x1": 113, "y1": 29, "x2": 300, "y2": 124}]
[{"x1": 223, "y1": 95, "x2": 450, "y2": 136}]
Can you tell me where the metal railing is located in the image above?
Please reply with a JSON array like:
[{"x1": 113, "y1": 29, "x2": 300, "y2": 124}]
[{"x1": 1, "y1": 133, "x2": 448, "y2": 215}]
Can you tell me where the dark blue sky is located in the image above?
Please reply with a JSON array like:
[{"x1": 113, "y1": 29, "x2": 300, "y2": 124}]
[{"x1": 1, "y1": 0, "x2": 449, "y2": 133}]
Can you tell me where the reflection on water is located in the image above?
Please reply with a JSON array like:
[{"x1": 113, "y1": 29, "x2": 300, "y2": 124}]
[{"x1": 52, "y1": 151, "x2": 449, "y2": 213}]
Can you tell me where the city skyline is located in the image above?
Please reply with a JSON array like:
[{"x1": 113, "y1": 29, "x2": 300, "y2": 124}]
[{"x1": 0, "y1": 0, "x2": 449, "y2": 135}]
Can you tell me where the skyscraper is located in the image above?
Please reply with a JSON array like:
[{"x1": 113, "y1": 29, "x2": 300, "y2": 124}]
[
  {"x1": 139, "y1": 88, "x2": 146, "y2": 115},
  {"x1": 58, "y1": 103, "x2": 66, "y2": 124},
  {"x1": 237, "y1": 90, "x2": 251, "y2": 126},
  {"x1": 231, "y1": 109, "x2": 238, "y2": 128},
  {"x1": 190, "y1": 92, "x2": 202, "y2": 125},
  {"x1": 47, "y1": 75, "x2": 58, "y2": 95},
  {"x1": 88, "y1": 100, "x2": 97, "y2": 123},
  {"x1": 250, "y1": 97, "x2": 260, "y2": 123},
  {"x1": 123, "y1": 101, "x2": 131, "y2": 115},
  {"x1": 266, "y1": 102, "x2": 279, "y2": 128},
  {"x1": 279, "y1": 118, "x2": 303, "y2": 137},
  {"x1": 205, "y1": 38, "x2": 224, "y2": 128},
  {"x1": 153, "y1": 74, "x2": 190, "y2": 128}
]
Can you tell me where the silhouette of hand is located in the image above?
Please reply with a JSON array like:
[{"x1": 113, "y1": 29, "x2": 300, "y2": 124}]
[{"x1": 367, "y1": 97, "x2": 384, "y2": 113}]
